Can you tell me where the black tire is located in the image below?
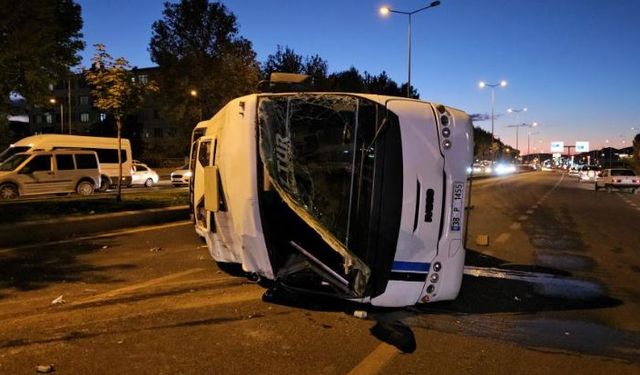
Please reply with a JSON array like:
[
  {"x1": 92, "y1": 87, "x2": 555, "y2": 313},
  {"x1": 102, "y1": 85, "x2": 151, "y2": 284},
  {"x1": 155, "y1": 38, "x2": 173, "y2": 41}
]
[
  {"x1": 144, "y1": 178, "x2": 154, "y2": 188},
  {"x1": 0, "y1": 183, "x2": 19, "y2": 200},
  {"x1": 76, "y1": 180, "x2": 94, "y2": 196},
  {"x1": 594, "y1": 183, "x2": 599, "y2": 192},
  {"x1": 98, "y1": 176, "x2": 110, "y2": 192}
]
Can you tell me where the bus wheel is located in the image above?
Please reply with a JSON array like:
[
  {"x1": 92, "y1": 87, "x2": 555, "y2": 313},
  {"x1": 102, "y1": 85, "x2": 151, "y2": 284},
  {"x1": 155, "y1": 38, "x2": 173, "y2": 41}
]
[
  {"x1": 594, "y1": 183, "x2": 599, "y2": 192},
  {"x1": 98, "y1": 176, "x2": 110, "y2": 192},
  {"x1": 77, "y1": 181, "x2": 95, "y2": 196},
  {"x1": 0, "y1": 183, "x2": 18, "y2": 200}
]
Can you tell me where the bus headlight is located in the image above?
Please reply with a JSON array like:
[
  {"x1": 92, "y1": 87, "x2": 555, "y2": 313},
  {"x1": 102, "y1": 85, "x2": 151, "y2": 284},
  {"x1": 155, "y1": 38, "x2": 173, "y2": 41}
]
[
  {"x1": 443, "y1": 140, "x2": 452, "y2": 149},
  {"x1": 442, "y1": 127, "x2": 451, "y2": 138}
]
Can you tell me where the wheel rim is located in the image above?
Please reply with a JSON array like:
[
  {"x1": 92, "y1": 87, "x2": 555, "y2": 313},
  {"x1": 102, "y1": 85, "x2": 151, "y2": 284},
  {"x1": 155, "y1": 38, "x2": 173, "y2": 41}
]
[
  {"x1": 78, "y1": 182, "x2": 93, "y2": 196},
  {"x1": 0, "y1": 185, "x2": 18, "y2": 199}
]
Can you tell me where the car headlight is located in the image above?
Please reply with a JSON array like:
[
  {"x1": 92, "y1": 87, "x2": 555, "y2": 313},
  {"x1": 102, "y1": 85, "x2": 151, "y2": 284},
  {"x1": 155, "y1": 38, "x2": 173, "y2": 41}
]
[{"x1": 184, "y1": 171, "x2": 192, "y2": 177}]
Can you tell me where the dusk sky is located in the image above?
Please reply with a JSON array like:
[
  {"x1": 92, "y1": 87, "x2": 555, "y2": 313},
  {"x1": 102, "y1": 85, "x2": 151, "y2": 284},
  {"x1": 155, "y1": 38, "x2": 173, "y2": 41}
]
[{"x1": 76, "y1": 0, "x2": 640, "y2": 153}]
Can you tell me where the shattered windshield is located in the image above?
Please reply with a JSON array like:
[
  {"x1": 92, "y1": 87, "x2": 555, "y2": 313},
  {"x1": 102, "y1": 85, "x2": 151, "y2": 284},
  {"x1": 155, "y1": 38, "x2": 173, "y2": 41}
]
[{"x1": 259, "y1": 95, "x2": 359, "y2": 244}]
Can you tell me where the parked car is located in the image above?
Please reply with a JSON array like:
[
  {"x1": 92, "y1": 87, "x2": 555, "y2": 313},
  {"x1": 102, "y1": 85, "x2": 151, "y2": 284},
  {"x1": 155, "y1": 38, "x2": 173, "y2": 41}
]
[
  {"x1": 131, "y1": 162, "x2": 159, "y2": 187},
  {"x1": 0, "y1": 150, "x2": 100, "y2": 199},
  {"x1": 578, "y1": 165, "x2": 601, "y2": 182},
  {"x1": 568, "y1": 165, "x2": 581, "y2": 177},
  {"x1": 595, "y1": 168, "x2": 640, "y2": 193},
  {"x1": 170, "y1": 164, "x2": 191, "y2": 186}
]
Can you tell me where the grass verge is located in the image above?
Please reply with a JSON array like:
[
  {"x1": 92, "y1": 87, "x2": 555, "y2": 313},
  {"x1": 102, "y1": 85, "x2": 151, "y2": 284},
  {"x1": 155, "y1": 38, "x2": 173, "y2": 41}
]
[{"x1": 0, "y1": 190, "x2": 188, "y2": 225}]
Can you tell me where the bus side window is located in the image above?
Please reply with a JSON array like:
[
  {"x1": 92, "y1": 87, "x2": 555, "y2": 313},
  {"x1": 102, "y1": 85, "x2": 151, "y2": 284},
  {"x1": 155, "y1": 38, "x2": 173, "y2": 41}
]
[{"x1": 198, "y1": 141, "x2": 211, "y2": 168}]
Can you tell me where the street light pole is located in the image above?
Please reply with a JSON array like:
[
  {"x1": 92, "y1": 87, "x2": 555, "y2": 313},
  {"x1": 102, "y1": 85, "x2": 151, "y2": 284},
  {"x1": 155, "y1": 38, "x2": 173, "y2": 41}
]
[
  {"x1": 379, "y1": 1, "x2": 441, "y2": 98},
  {"x1": 50, "y1": 98, "x2": 64, "y2": 133},
  {"x1": 190, "y1": 89, "x2": 202, "y2": 121},
  {"x1": 528, "y1": 131, "x2": 540, "y2": 156},
  {"x1": 505, "y1": 122, "x2": 538, "y2": 158},
  {"x1": 479, "y1": 80, "x2": 508, "y2": 160}
]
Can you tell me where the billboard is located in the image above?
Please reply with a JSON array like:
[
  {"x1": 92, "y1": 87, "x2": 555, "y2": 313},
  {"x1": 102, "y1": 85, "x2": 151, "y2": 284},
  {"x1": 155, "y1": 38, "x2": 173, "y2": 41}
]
[
  {"x1": 550, "y1": 141, "x2": 564, "y2": 153},
  {"x1": 575, "y1": 141, "x2": 589, "y2": 153}
]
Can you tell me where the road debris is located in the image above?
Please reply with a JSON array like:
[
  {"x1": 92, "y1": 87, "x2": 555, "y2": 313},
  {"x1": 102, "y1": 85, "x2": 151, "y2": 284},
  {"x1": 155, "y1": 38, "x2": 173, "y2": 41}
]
[
  {"x1": 51, "y1": 295, "x2": 65, "y2": 305},
  {"x1": 36, "y1": 364, "x2": 55, "y2": 373},
  {"x1": 476, "y1": 234, "x2": 490, "y2": 246},
  {"x1": 353, "y1": 310, "x2": 368, "y2": 319}
]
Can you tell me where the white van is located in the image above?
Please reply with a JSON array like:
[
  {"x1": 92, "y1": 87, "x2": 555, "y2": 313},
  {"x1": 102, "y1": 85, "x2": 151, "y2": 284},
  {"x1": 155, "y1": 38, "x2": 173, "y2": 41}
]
[
  {"x1": 190, "y1": 92, "x2": 473, "y2": 307},
  {"x1": 0, "y1": 134, "x2": 132, "y2": 190},
  {"x1": 0, "y1": 150, "x2": 101, "y2": 199}
]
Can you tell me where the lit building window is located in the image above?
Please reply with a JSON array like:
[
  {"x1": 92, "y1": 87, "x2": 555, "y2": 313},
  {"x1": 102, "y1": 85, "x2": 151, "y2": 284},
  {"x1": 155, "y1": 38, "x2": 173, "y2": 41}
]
[
  {"x1": 45, "y1": 113, "x2": 52, "y2": 124},
  {"x1": 99, "y1": 113, "x2": 107, "y2": 122},
  {"x1": 80, "y1": 113, "x2": 90, "y2": 122},
  {"x1": 139, "y1": 75, "x2": 148, "y2": 84}
]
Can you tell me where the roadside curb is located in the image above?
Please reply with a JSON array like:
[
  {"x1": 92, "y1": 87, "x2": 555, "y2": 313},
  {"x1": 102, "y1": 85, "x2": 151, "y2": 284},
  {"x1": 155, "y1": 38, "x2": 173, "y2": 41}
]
[{"x1": 0, "y1": 205, "x2": 190, "y2": 248}]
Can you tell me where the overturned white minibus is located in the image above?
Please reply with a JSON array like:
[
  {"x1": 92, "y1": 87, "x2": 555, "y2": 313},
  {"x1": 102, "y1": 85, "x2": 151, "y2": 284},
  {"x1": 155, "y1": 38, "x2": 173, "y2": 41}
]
[{"x1": 190, "y1": 92, "x2": 473, "y2": 307}]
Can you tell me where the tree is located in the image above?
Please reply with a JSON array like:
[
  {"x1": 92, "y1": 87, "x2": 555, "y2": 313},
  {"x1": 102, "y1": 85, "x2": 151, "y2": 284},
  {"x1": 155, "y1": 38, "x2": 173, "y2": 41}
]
[
  {"x1": 84, "y1": 44, "x2": 158, "y2": 201},
  {"x1": 263, "y1": 45, "x2": 305, "y2": 76},
  {"x1": 0, "y1": 0, "x2": 84, "y2": 147},
  {"x1": 149, "y1": 0, "x2": 260, "y2": 154}
]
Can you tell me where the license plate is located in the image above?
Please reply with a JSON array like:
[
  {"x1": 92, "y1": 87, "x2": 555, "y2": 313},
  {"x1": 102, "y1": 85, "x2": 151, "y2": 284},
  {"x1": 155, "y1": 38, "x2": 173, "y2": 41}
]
[{"x1": 451, "y1": 182, "x2": 464, "y2": 231}]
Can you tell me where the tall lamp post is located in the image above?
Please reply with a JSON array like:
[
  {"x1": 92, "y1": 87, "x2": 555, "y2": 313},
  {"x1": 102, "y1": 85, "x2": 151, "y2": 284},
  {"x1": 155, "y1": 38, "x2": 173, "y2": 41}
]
[
  {"x1": 190, "y1": 89, "x2": 202, "y2": 121},
  {"x1": 527, "y1": 131, "x2": 540, "y2": 158},
  {"x1": 507, "y1": 107, "x2": 527, "y2": 126},
  {"x1": 379, "y1": 1, "x2": 441, "y2": 98},
  {"x1": 505, "y1": 122, "x2": 538, "y2": 158},
  {"x1": 49, "y1": 98, "x2": 64, "y2": 133},
  {"x1": 479, "y1": 80, "x2": 507, "y2": 160}
]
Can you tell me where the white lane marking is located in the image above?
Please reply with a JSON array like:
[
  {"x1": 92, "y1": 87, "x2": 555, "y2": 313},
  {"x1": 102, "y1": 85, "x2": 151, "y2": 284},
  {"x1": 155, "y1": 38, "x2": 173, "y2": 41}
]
[
  {"x1": 518, "y1": 215, "x2": 528, "y2": 221},
  {"x1": 0, "y1": 221, "x2": 192, "y2": 254},
  {"x1": 509, "y1": 222, "x2": 521, "y2": 230},
  {"x1": 495, "y1": 233, "x2": 511, "y2": 244},
  {"x1": 347, "y1": 343, "x2": 399, "y2": 375}
]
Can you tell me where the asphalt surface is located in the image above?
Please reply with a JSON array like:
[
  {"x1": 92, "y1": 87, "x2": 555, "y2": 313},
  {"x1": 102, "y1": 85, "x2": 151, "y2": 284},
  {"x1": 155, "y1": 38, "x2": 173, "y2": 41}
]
[{"x1": 0, "y1": 171, "x2": 639, "y2": 374}]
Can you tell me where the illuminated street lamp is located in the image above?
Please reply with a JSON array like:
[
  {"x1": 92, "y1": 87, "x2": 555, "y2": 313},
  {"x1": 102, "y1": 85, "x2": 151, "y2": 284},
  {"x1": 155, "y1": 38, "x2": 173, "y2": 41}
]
[
  {"x1": 505, "y1": 121, "x2": 538, "y2": 157},
  {"x1": 49, "y1": 98, "x2": 64, "y2": 133},
  {"x1": 507, "y1": 107, "x2": 527, "y2": 125},
  {"x1": 379, "y1": 1, "x2": 441, "y2": 97},
  {"x1": 190, "y1": 89, "x2": 202, "y2": 121},
  {"x1": 478, "y1": 80, "x2": 507, "y2": 160}
]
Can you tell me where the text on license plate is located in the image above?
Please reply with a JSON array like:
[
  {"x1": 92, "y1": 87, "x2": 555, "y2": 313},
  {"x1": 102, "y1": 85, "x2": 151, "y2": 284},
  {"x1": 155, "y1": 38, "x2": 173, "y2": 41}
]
[{"x1": 451, "y1": 182, "x2": 464, "y2": 231}]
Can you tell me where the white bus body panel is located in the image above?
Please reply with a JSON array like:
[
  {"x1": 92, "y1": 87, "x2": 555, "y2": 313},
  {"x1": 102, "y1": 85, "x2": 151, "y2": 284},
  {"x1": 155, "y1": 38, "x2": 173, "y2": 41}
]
[{"x1": 193, "y1": 97, "x2": 274, "y2": 279}]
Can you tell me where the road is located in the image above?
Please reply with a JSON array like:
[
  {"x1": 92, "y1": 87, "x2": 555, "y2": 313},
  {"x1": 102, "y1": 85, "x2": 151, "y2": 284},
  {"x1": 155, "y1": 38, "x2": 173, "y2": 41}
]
[{"x1": 0, "y1": 171, "x2": 638, "y2": 374}]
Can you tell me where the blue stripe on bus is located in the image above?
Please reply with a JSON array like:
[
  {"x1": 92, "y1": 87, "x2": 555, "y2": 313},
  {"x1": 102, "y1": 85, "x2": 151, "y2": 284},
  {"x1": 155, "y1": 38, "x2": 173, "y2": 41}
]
[{"x1": 391, "y1": 261, "x2": 430, "y2": 273}]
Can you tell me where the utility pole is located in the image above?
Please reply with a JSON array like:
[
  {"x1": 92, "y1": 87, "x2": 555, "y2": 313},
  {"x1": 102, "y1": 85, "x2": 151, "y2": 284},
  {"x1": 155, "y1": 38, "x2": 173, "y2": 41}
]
[
  {"x1": 564, "y1": 145, "x2": 576, "y2": 166},
  {"x1": 68, "y1": 79, "x2": 72, "y2": 134}
]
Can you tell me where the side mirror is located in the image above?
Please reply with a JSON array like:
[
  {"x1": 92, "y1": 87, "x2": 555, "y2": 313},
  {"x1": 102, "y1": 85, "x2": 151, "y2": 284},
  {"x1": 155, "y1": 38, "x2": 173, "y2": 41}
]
[{"x1": 204, "y1": 165, "x2": 219, "y2": 212}]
